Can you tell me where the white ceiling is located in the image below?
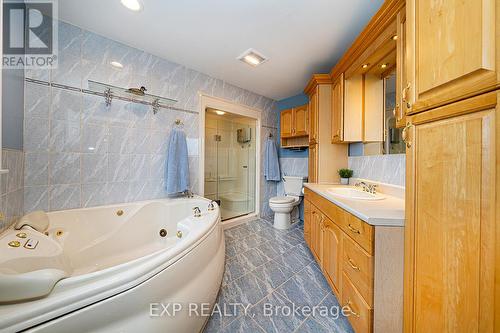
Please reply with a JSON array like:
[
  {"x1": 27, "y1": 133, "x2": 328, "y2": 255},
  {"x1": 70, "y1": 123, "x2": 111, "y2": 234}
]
[{"x1": 59, "y1": 0, "x2": 383, "y2": 100}]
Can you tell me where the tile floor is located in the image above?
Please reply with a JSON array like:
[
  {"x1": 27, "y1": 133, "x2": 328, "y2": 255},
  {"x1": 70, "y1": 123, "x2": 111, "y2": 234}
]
[{"x1": 204, "y1": 218, "x2": 354, "y2": 333}]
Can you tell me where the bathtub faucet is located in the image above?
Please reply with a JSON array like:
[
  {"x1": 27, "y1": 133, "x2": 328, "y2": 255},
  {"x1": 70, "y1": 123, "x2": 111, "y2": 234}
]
[
  {"x1": 183, "y1": 190, "x2": 194, "y2": 198},
  {"x1": 193, "y1": 207, "x2": 202, "y2": 217}
]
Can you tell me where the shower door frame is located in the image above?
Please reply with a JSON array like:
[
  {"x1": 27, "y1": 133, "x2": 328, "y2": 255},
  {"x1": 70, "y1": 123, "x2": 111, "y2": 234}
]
[{"x1": 199, "y1": 94, "x2": 261, "y2": 221}]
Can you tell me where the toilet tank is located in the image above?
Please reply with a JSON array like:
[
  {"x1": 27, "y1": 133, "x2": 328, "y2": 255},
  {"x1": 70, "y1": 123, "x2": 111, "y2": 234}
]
[{"x1": 283, "y1": 176, "x2": 307, "y2": 197}]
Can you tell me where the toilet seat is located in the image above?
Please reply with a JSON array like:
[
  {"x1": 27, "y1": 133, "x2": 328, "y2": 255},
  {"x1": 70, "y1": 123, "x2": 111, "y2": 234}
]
[{"x1": 269, "y1": 196, "x2": 296, "y2": 205}]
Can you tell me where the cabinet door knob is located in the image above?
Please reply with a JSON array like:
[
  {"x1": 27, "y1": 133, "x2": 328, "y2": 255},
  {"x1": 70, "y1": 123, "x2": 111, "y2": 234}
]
[
  {"x1": 347, "y1": 224, "x2": 360, "y2": 234},
  {"x1": 347, "y1": 257, "x2": 360, "y2": 271},
  {"x1": 402, "y1": 82, "x2": 411, "y2": 109},
  {"x1": 402, "y1": 122, "x2": 413, "y2": 148},
  {"x1": 343, "y1": 300, "x2": 360, "y2": 318}
]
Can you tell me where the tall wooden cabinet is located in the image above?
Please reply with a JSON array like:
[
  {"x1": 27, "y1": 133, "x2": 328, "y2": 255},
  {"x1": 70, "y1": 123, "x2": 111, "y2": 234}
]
[
  {"x1": 405, "y1": 0, "x2": 499, "y2": 114},
  {"x1": 404, "y1": 92, "x2": 498, "y2": 333},
  {"x1": 304, "y1": 74, "x2": 348, "y2": 183}
]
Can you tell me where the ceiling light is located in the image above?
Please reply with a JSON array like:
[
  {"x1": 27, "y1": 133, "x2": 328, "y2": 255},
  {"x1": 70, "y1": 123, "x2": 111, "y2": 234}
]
[
  {"x1": 121, "y1": 0, "x2": 142, "y2": 11},
  {"x1": 215, "y1": 110, "x2": 226, "y2": 116},
  {"x1": 391, "y1": 35, "x2": 398, "y2": 40},
  {"x1": 381, "y1": 63, "x2": 388, "y2": 69},
  {"x1": 237, "y1": 49, "x2": 268, "y2": 67},
  {"x1": 362, "y1": 63, "x2": 369, "y2": 69},
  {"x1": 110, "y1": 61, "x2": 124, "y2": 69}
]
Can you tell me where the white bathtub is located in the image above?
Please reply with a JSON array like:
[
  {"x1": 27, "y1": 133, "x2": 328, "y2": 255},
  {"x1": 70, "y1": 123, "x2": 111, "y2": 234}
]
[{"x1": 0, "y1": 196, "x2": 225, "y2": 332}]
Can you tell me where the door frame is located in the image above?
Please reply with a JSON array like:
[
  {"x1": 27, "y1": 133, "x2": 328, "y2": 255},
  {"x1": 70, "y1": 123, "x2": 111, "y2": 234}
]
[{"x1": 198, "y1": 93, "x2": 262, "y2": 218}]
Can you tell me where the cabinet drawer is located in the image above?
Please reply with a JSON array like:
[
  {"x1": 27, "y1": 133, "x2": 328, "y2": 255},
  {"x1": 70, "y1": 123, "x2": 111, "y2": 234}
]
[
  {"x1": 338, "y1": 213, "x2": 374, "y2": 255},
  {"x1": 343, "y1": 235, "x2": 374, "y2": 307},
  {"x1": 342, "y1": 273, "x2": 373, "y2": 333}
]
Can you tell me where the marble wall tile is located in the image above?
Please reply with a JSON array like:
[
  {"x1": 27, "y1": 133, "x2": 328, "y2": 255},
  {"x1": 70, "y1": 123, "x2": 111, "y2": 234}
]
[
  {"x1": 23, "y1": 20, "x2": 278, "y2": 214},
  {"x1": 348, "y1": 154, "x2": 405, "y2": 186},
  {"x1": 0, "y1": 149, "x2": 25, "y2": 233}
]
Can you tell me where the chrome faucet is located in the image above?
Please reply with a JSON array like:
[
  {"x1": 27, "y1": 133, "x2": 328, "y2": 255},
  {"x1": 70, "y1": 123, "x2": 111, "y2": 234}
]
[
  {"x1": 193, "y1": 207, "x2": 201, "y2": 217},
  {"x1": 208, "y1": 201, "x2": 217, "y2": 211},
  {"x1": 183, "y1": 190, "x2": 194, "y2": 198},
  {"x1": 355, "y1": 181, "x2": 378, "y2": 194}
]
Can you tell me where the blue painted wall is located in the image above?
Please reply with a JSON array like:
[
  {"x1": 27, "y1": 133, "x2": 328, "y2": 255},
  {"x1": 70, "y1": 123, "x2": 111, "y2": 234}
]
[{"x1": 276, "y1": 93, "x2": 309, "y2": 158}]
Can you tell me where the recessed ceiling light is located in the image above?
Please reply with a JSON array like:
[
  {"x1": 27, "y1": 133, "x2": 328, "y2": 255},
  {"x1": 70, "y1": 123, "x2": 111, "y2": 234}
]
[
  {"x1": 362, "y1": 63, "x2": 369, "y2": 69},
  {"x1": 215, "y1": 110, "x2": 226, "y2": 116},
  {"x1": 110, "y1": 61, "x2": 124, "y2": 69},
  {"x1": 381, "y1": 63, "x2": 388, "y2": 69},
  {"x1": 391, "y1": 35, "x2": 398, "y2": 40},
  {"x1": 121, "y1": 0, "x2": 143, "y2": 11},
  {"x1": 237, "y1": 49, "x2": 268, "y2": 67}
]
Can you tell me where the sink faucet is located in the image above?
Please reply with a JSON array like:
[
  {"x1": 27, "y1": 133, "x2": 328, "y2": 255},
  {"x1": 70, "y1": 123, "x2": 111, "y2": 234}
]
[{"x1": 355, "y1": 181, "x2": 378, "y2": 194}]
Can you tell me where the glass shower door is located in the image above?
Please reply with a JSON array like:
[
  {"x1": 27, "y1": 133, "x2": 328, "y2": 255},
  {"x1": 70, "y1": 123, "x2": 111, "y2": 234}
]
[{"x1": 204, "y1": 110, "x2": 256, "y2": 221}]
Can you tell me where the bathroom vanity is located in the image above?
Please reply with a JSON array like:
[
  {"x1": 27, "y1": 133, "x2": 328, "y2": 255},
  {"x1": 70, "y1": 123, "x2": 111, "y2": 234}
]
[{"x1": 303, "y1": 183, "x2": 404, "y2": 333}]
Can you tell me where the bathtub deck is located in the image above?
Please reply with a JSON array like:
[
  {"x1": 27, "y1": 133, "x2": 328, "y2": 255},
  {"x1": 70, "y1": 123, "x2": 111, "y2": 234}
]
[{"x1": 204, "y1": 218, "x2": 354, "y2": 333}]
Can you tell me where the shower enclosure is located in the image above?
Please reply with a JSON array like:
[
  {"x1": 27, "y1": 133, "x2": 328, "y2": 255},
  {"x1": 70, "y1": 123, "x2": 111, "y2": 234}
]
[{"x1": 204, "y1": 109, "x2": 256, "y2": 221}]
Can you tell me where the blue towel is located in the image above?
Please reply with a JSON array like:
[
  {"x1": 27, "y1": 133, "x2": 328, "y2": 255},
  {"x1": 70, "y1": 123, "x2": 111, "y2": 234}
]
[
  {"x1": 264, "y1": 137, "x2": 281, "y2": 181},
  {"x1": 165, "y1": 128, "x2": 190, "y2": 194}
]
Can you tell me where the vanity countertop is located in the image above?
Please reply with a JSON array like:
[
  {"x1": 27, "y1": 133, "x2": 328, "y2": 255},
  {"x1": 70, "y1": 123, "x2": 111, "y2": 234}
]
[{"x1": 304, "y1": 183, "x2": 405, "y2": 227}]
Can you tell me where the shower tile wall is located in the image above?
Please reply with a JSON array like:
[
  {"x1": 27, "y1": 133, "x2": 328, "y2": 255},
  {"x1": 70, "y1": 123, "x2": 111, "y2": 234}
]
[
  {"x1": 23, "y1": 21, "x2": 277, "y2": 216},
  {"x1": 0, "y1": 149, "x2": 24, "y2": 232},
  {"x1": 348, "y1": 154, "x2": 405, "y2": 186}
]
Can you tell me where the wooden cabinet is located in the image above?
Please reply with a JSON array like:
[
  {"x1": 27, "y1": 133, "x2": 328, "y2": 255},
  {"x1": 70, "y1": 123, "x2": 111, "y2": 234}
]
[
  {"x1": 280, "y1": 105, "x2": 308, "y2": 138},
  {"x1": 343, "y1": 75, "x2": 364, "y2": 142},
  {"x1": 293, "y1": 104, "x2": 309, "y2": 136},
  {"x1": 395, "y1": 7, "x2": 407, "y2": 128},
  {"x1": 405, "y1": 0, "x2": 498, "y2": 114},
  {"x1": 309, "y1": 88, "x2": 318, "y2": 144},
  {"x1": 304, "y1": 188, "x2": 403, "y2": 333},
  {"x1": 404, "y1": 92, "x2": 497, "y2": 333},
  {"x1": 304, "y1": 75, "x2": 348, "y2": 183},
  {"x1": 308, "y1": 143, "x2": 318, "y2": 183},
  {"x1": 322, "y1": 217, "x2": 342, "y2": 294},
  {"x1": 304, "y1": 199, "x2": 311, "y2": 247},
  {"x1": 331, "y1": 73, "x2": 344, "y2": 143},
  {"x1": 280, "y1": 109, "x2": 293, "y2": 137}
]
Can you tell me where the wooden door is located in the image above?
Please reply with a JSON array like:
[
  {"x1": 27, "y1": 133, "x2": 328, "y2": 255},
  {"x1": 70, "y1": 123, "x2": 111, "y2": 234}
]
[
  {"x1": 304, "y1": 199, "x2": 311, "y2": 247},
  {"x1": 322, "y1": 217, "x2": 342, "y2": 293},
  {"x1": 331, "y1": 73, "x2": 344, "y2": 142},
  {"x1": 406, "y1": 0, "x2": 497, "y2": 113},
  {"x1": 280, "y1": 109, "x2": 293, "y2": 137},
  {"x1": 395, "y1": 8, "x2": 407, "y2": 128},
  {"x1": 293, "y1": 104, "x2": 309, "y2": 136},
  {"x1": 309, "y1": 88, "x2": 319, "y2": 144},
  {"x1": 308, "y1": 143, "x2": 318, "y2": 183},
  {"x1": 404, "y1": 94, "x2": 496, "y2": 333}
]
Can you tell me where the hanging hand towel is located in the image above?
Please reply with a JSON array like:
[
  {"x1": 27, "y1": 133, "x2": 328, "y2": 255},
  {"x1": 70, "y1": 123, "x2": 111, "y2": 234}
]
[
  {"x1": 264, "y1": 137, "x2": 281, "y2": 181},
  {"x1": 165, "y1": 128, "x2": 190, "y2": 194}
]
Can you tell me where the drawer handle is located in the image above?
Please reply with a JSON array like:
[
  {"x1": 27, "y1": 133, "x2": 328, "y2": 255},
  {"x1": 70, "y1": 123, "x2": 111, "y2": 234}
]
[
  {"x1": 347, "y1": 224, "x2": 360, "y2": 234},
  {"x1": 344, "y1": 300, "x2": 360, "y2": 318},
  {"x1": 347, "y1": 257, "x2": 360, "y2": 271}
]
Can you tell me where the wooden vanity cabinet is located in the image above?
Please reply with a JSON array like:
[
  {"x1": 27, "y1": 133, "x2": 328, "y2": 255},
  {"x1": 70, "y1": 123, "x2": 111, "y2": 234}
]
[
  {"x1": 405, "y1": 0, "x2": 498, "y2": 114},
  {"x1": 304, "y1": 188, "x2": 402, "y2": 333}
]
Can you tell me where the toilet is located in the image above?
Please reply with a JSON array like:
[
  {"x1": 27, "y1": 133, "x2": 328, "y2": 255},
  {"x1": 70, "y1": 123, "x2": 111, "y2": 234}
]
[{"x1": 269, "y1": 176, "x2": 307, "y2": 230}]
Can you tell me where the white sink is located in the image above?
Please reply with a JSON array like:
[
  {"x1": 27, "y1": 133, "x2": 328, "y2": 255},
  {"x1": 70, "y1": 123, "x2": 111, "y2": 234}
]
[{"x1": 327, "y1": 187, "x2": 385, "y2": 201}]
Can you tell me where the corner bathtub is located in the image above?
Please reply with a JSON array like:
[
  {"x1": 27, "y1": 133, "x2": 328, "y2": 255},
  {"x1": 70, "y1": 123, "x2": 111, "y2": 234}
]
[{"x1": 0, "y1": 196, "x2": 225, "y2": 332}]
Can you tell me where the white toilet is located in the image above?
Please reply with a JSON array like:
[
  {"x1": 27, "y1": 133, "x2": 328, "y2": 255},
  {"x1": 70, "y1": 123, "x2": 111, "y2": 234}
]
[{"x1": 269, "y1": 176, "x2": 307, "y2": 230}]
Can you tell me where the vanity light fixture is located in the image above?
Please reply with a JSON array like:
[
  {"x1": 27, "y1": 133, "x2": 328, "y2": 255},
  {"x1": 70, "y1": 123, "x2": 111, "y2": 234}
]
[
  {"x1": 120, "y1": 0, "x2": 143, "y2": 11},
  {"x1": 237, "y1": 49, "x2": 268, "y2": 67},
  {"x1": 215, "y1": 110, "x2": 226, "y2": 116},
  {"x1": 391, "y1": 35, "x2": 398, "y2": 41},
  {"x1": 362, "y1": 63, "x2": 369, "y2": 69},
  {"x1": 110, "y1": 61, "x2": 124, "y2": 69}
]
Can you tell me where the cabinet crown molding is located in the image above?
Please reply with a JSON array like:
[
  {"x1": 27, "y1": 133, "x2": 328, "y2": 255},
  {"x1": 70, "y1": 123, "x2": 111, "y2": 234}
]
[{"x1": 304, "y1": 74, "x2": 333, "y2": 96}]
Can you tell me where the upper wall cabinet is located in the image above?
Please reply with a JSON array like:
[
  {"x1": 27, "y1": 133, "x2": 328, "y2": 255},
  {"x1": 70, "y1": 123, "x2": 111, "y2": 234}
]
[
  {"x1": 331, "y1": 74, "x2": 344, "y2": 143},
  {"x1": 280, "y1": 104, "x2": 309, "y2": 148},
  {"x1": 405, "y1": 0, "x2": 498, "y2": 114}
]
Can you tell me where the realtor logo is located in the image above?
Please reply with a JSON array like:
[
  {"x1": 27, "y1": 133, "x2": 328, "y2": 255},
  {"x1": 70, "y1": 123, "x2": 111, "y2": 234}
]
[{"x1": 3, "y1": 0, "x2": 58, "y2": 69}]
